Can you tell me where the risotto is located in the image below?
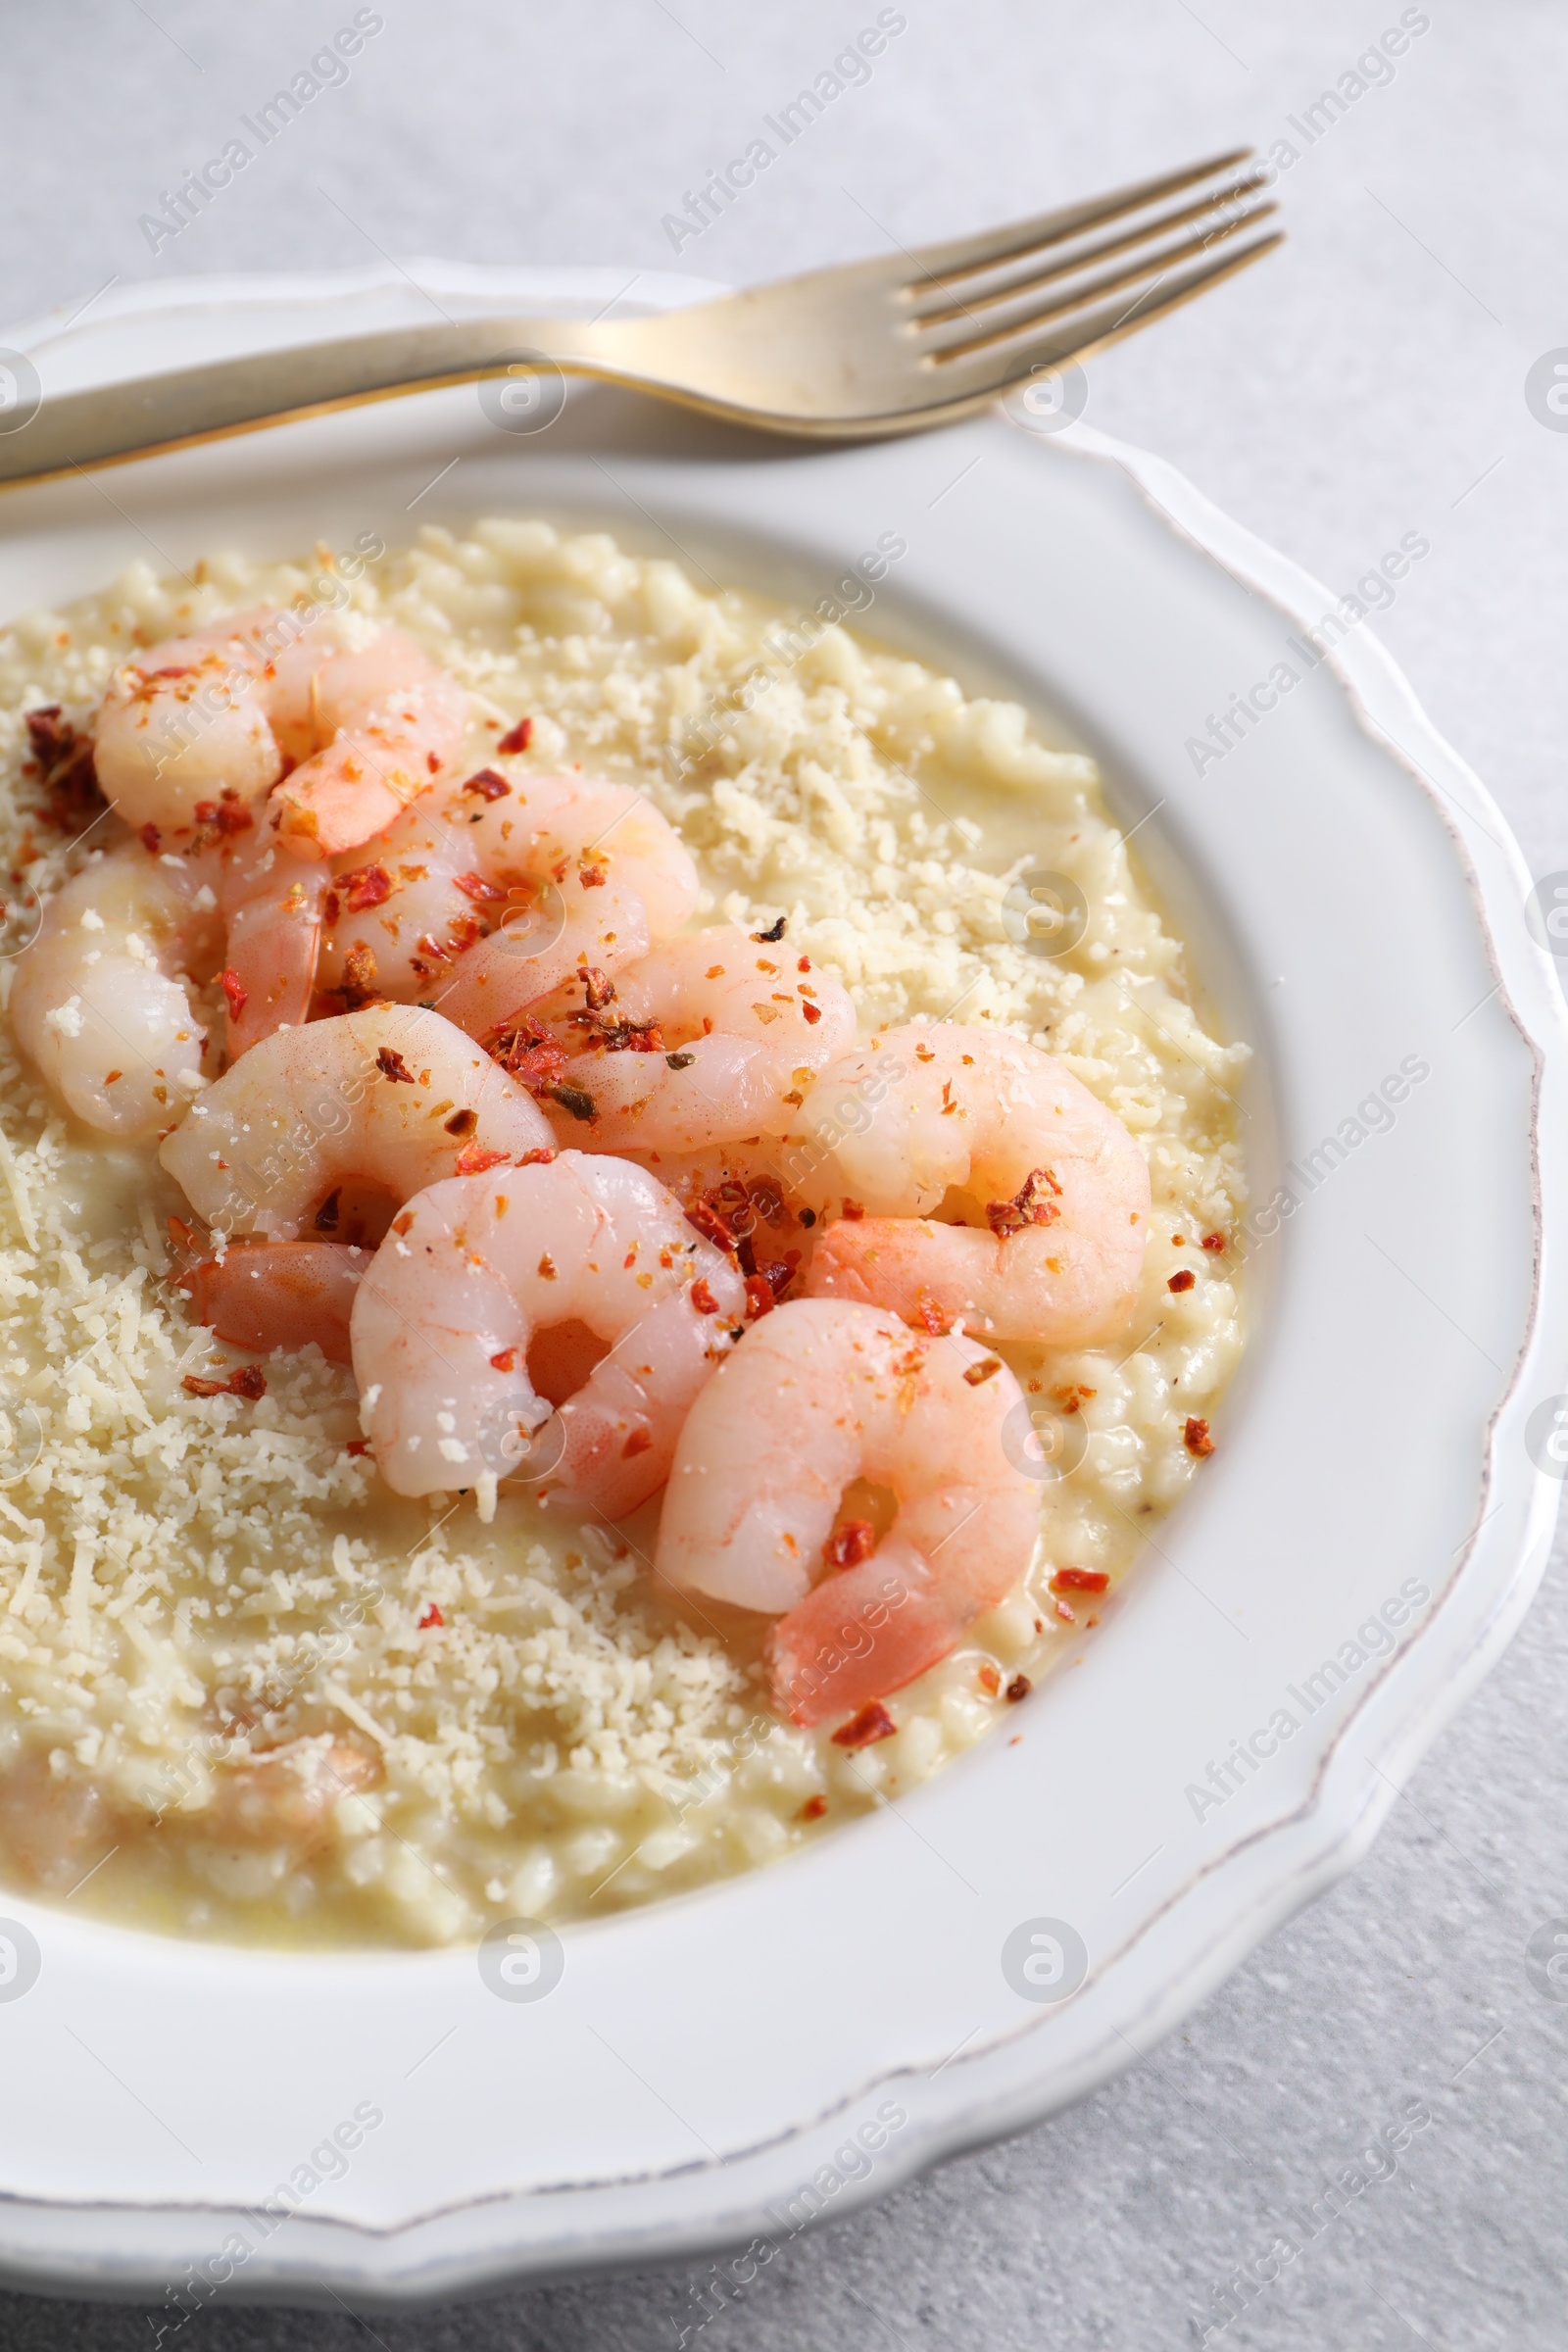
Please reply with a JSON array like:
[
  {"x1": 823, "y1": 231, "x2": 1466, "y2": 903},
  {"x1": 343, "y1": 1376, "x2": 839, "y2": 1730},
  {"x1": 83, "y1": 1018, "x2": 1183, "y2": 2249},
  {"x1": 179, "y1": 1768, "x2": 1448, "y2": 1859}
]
[{"x1": 0, "y1": 519, "x2": 1247, "y2": 1948}]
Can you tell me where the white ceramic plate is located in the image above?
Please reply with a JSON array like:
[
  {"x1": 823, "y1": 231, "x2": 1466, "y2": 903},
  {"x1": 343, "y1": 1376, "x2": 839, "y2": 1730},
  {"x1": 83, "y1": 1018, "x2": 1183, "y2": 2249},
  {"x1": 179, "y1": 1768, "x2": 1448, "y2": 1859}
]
[{"x1": 0, "y1": 264, "x2": 1564, "y2": 2311}]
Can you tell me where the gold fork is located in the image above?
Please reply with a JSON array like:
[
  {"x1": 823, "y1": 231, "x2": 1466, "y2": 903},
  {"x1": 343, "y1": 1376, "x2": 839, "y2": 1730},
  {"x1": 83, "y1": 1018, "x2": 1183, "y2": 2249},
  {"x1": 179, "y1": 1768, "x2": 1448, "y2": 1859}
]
[{"x1": 0, "y1": 148, "x2": 1279, "y2": 488}]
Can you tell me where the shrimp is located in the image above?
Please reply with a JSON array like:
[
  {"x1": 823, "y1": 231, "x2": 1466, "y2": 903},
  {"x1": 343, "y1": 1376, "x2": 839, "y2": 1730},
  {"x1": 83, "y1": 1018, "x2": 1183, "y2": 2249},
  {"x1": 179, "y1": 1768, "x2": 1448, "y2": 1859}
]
[
  {"x1": 177, "y1": 1241, "x2": 369, "y2": 1365},
  {"x1": 93, "y1": 606, "x2": 468, "y2": 852},
  {"x1": 316, "y1": 770, "x2": 699, "y2": 1034},
  {"x1": 655, "y1": 1298, "x2": 1039, "y2": 1726},
  {"x1": 160, "y1": 1004, "x2": 553, "y2": 1239},
  {"x1": 9, "y1": 801, "x2": 335, "y2": 1135},
  {"x1": 9, "y1": 841, "x2": 222, "y2": 1138},
  {"x1": 529, "y1": 925, "x2": 856, "y2": 1152},
  {"x1": 92, "y1": 607, "x2": 291, "y2": 832},
  {"x1": 269, "y1": 632, "x2": 468, "y2": 859},
  {"x1": 217, "y1": 822, "x2": 330, "y2": 1055},
  {"x1": 786, "y1": 1026, "x2": 1151, "y2": 1345},
  {"x1": 208, "y1": 1736, "x2": 379, "y2": 1851},
  {"x1": 350, "y1": 1151, "x2": 747, "y2": 1520}
]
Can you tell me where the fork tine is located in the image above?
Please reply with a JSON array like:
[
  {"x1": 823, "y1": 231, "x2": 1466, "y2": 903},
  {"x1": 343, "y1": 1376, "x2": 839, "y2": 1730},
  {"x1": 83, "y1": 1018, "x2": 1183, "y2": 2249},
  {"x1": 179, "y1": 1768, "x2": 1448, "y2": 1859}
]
[
  {"x1": 922, "y1": 202, "x2": 1279, "y2": 365},
  {"x1": 900, "y1": 148, "x2": 1255, "y2": 293},
  {"x1": 933, "y1": 231, "x2": 1284, "y2": 395},
  {"x1": 908, "y1": 171, "x2": 1270, "y2": 329}
]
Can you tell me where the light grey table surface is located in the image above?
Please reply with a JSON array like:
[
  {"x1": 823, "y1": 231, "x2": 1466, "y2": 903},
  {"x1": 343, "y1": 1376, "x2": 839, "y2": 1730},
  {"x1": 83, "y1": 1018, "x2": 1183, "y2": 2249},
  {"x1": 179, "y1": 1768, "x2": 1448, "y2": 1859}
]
[{"x1": 2, "y1": 3, "x2": 1564, "y2": 2344}]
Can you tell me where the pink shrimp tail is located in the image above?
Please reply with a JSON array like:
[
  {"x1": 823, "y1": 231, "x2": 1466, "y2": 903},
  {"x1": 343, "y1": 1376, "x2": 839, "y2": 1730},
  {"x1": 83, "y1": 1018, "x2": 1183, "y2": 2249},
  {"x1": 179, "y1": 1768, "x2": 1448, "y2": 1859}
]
[
  {"x1": 221, "y1": 861, "x2": 329, "y2": 1055},
  {"x1": 271, "y1": 671, "x2": 469, "y2": 859},
  {"x1": 271, "y1": 758, "x2": 420, "y2": 859},
  {"x1": 799, "y1": 1224, "x2": 892, "y2": 1311},
  {"x1": 765, "y1": 1544, "x2": 957, "y2": 1727},
  {"x1": 179, "y1": 1242, "x2": 368, "y2": 1365}
]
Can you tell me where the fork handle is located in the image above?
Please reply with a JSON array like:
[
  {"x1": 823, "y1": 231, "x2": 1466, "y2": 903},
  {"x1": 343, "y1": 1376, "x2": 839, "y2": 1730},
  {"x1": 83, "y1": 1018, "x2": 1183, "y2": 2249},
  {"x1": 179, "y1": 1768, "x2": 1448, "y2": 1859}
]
[{"x1": 0, "y1": 315, "x2": 662, "y2": 490}]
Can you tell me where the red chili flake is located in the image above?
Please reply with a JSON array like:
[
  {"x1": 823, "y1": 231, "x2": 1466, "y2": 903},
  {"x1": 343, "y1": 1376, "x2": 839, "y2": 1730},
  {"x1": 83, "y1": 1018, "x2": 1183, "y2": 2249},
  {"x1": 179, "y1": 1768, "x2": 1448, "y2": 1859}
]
[
  {"x1": 193, "y1": 800, "x2": 220, "y2": 825},
  {"x1": 1055, "y1": 1384, "x2": 1097, "y2": 1414},
  {"x1": 335, "y1": 944, "x2": 380, "y2": 1008},
  {"x1": 444, "y1": 1107, "x2": 479, "y2": 1138},
  {"x1": 376, "y1": 1047, "x2": 415, "y2": 1083},
  {"x1": 825, "y1": 1519, "x2": 876, "y2": 1570},
  {"x1": 962, "y1": 1356, "x2": 1004, "y2": 1388},
  {"x1": 24, "y1": 707, "x2": 103, "y2": 835},
  {"x1": 219, "y1": 968, "x2": 248, "y2": 1020},
  {"x1": 418, "y1": 1604, "x2": 444, "y2": 1630},
  {"x1": 1168, "y1": 1268, "x2": 1196, "y2": 1293},
  {"x1": 455, "y1": 1143, "x2": 510, "y2": 1176},
  {"x1": 685, "y1": 1199, "x2": 736, "y2": 1253},
  {"x1": 577, "y1": 861, "x2": 607, "y2": 889},
  {"x1": 620, "y1": 1427, "x2": 654, "y2": 1458},
  {"x1": 840, "y1": 1199, "x2": 864, "y2": 1222},
  {"x1": 1185, "y1": 1416, "x2": 1215, "y2": 1458},
  {"x1": 911, "y1": 1293, "x2": 956, "y2": 1338},
  {"x1": 391, "y1": 1210, "x2": 415, "y2": 1237},
  {"x1": 1005, "y1": 1674, "x2": 1032, "y2": 1702},
  {"x1": 565, "y1": 965, "x2": 664, "y2": 1055},
  {"x1": 516, "y1": 1146, "x2": 558, "y2": 1166},
  {"x1": 489, "y1": 1348, "x2": 516, "y2": 1372},
  {"x1": 801, "y1": 1000, "x2": 822, "y2": 1025},
  {"x1": 212, "y1": 794, "x2": 253, "y2": 836},
  {"x1": 488, "y1": 1017, "x2": 567, "y2": 1091},
  {"x1": 497, "y1": 717, "x2": 533, "y2": 755},
  {"x1": 619, "y1": 1022, "x2": 665, "y2": 1054},
  {"x1": 978, "y1": 1663, "x2": 1002, "y2": 1696},
  {"x1": 1052, "y1": 1567, "x2": 1109, "y2": 1594},
  {"x1": 182, "y1": 1365, "x2": 266, "y2": 1400},
  {"x1": 743, "y1": 1274, "x2": 776, "y2": 1319},
  {"x1": 986, "y1": 1166, "x2": 1062, "y2": 1239},
  {"x1": 798, "y1": 1793, "x2": 828, "y2": 1821},
  {"x1": 690, "y1": 1278, "x2": 721, "y2": 1315},
  {"x1": 345, "y1": 1439, "x2": 370, "y2": 1457},
  {"x1": 104, "y1": 1070, "x2": 122, "y2": 1084},
  {"x1": 832, "y1": 1700, "x2": 897, "y2": 1749},
  {"x1": 1200, "y1": 1232, "x2": 1227, "y2": 1252},
  {"x1": 453, "y1": 870, "x2": 506, "y2": 905},
  {"x1": 463, "y1": 768, "x2": 511, "y2": 801},
  {"x1": 24, "y1": 707, "x2": 67, "y2": 758},
  {"x1": 139, "y1": 822, "x2": 161, "y2": 854},
  {"x1": 342, "y1": 863, "x2": 393, "y2": 912}
]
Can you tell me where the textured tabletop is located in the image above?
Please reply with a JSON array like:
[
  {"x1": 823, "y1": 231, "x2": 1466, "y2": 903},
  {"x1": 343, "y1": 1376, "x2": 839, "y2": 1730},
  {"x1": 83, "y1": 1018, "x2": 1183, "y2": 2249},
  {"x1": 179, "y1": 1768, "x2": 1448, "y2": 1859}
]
[{"x1": 1, "y1": 4, "x2": 1564, "y2": 2345}]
